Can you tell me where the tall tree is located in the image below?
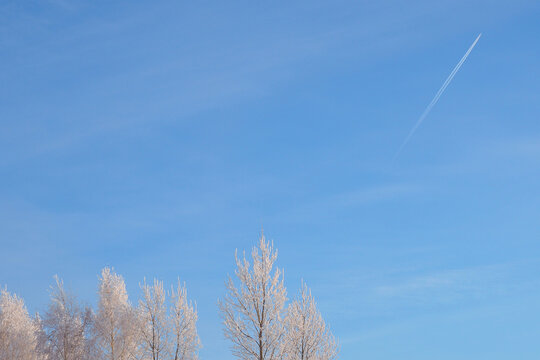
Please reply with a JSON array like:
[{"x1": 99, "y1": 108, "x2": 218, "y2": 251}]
[
  {"x1": 0, "y1": 288, "x2": 38, "y2": 360},
  {"x1": 170, "y1": 280, "x2": 200, "y2": 360},
  {"x1": 35, "y1": 314, "x2": 51, "y2": 360},
  {"x1": 94, "y1": 268, "x2": 139, "y2": 360},
  {"x1": 219, "y1": 234, "x2": 287, "y2": 360},
  {"x1": 284, "y1": 282, "x2": 338, "y2": 360},
  {"x1": 40, "y1": 276, "x2": 96, "y2": 360},
  {"x1": 138, "y1": 278, "x2": 168, "y2": 360}
]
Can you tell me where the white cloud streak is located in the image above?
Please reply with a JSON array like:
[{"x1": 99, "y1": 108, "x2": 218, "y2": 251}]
[{"x1": 394, "y1": 33, "x2": 482, "y2": 160}]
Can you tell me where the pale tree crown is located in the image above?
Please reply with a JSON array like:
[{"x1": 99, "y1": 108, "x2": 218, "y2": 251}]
[
  {"x1": 138, "y1": 278, "x2": 168, "y2": 360},
  {"x1": 170, "y1": 279, "x2": 200, "y2": 360},
  {"x1": 137, "y1": 277, "x2": 201, "y2": 360},
  {"x1": 284, "y1": 282, "x2": 338, "y2": 360},
  {"x1": 0, "y1": 287, "x2": 38, "y2": 360},
  {"x1": 95, "y1": 267, "x2": 139, "y2": 360},
  {"x1": 40, "y1": 275, "x2": 95, "y2": 360},
  {"x1": 219, "y1": 234, "x2": 288, "y2": 360}
]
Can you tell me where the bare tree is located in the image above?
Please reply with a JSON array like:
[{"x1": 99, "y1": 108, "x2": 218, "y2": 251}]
[
  {"x1": 170, "y1": 280, "x2": 200, "y2": 360},
  {"x1": 284, "y1": 282, "x2": 338, "y2": 360},
  {"x1": 0, "y1": 287, "x2": 38, "y2": 360},
  {"x1": 40, "y1": 276, "x2": 96, "y2": 360},
  {"x1": 94, "y1": 268, "x2": 139, "y2": 360},
  {"x1": 138, "y1": 278, "x2": 168, "y2": 360},
  {"x1": 219, "y1": 234, "x2": 287, "y2": 360}
]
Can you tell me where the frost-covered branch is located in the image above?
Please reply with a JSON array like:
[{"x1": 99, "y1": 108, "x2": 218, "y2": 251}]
[{"x1": 219, "y1": 235, "x2": 287, "y2": 360}]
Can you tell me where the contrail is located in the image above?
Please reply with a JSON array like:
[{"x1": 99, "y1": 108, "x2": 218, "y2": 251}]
[{"x1": 394, "y1": 33, "x2": 482, "y2": 160}]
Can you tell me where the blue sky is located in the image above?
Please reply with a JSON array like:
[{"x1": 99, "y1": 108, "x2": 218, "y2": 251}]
[{"x1": 1, "y1": 0, "x2": 540, "y2": 358}]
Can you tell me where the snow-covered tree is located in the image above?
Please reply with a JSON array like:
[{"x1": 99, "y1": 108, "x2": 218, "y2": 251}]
[
  {"x1": 138, "y1": 278, "x2": 168, "y2": 360},
  {"x1": 170, "y1": 280, "x2": 200, "y2": 360},
  {"x1": 34, "y1": 314, "x2": 51, "y2": 360},
  {"x1": 94, "y1": 268, "x2": 139, "y2": 360},
  {"x1": 0, "y1": 287, "x2": 38, "y2": 360},
  {"x1": 284, "y1": 282, "x2": 338, "y2": 360},
  {"x1": 40, "y1": 276, "x2": 96, "y2": 360},
  {"x1": 219, "y1": 234, "x2": 287, "y2": 360}
]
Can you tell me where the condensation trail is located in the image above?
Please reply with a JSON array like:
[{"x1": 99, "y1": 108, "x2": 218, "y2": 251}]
[{"x1": 394, "y1": 34, "x2": 482, "y2": 160}]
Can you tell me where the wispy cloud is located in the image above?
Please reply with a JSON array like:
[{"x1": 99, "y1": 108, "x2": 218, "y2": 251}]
[
  {"x1": 373, "y1": 263, "x2": 508, "y2": 303},
  {"x1": 324, "y1": 259, "x2": 540, "y2": 318},
  {"x1": 337, "y1": 258, "x2": 540, "y2": 348},
  {"x1": 411, "y1": 134, "x2": 540, "y2": 177},
  {"x1": 0, "y1": 2, "x2": 494, "y2": 167},
  {"x1": 271, "y1": 183, "x2": 419, "y2": 223}
]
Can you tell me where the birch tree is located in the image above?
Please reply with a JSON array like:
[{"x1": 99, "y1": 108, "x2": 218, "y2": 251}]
[
  {"x1": 138, "y1": 279, "x2": 168, "y2": 360},
  {"x1": 94, "y1": 268, "x2": 139, "y2": 360},
  {"x1": 0, "y1": 288, "x2": 38, "y2": 360},
  {"x1": 219, "y1": 234, "x2": 287, "y2": 360},
  {"x1": 170, "y1": 280, "x2": 200, "y2": 360},
  {"x1": 40, "y1": 276, "x2": 96, "y2": 360},
  {"x1": 284, "y1": 282, "x2": 338, "y2": 360},
  {"x1": 35, "y1": 314, "x2": 52, "y2": 360}
]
